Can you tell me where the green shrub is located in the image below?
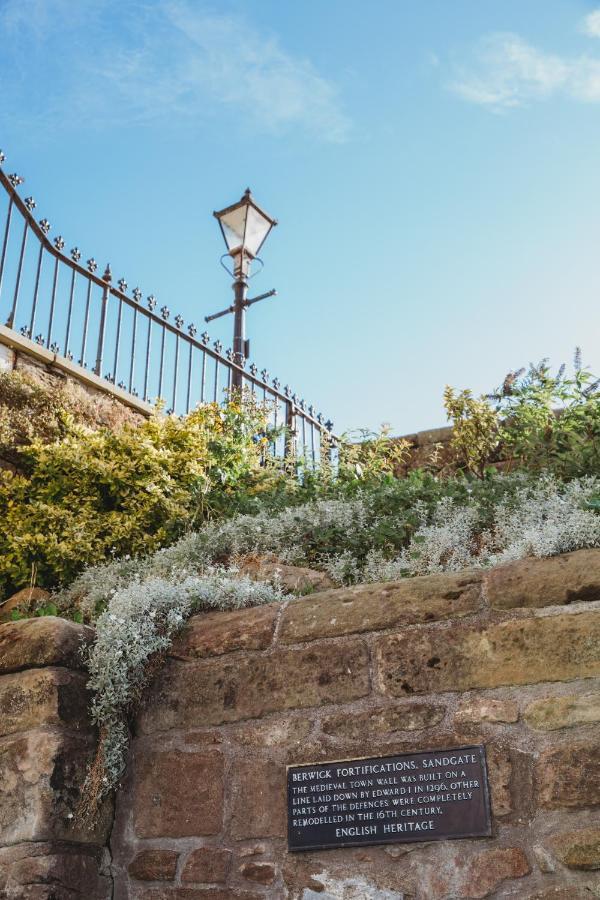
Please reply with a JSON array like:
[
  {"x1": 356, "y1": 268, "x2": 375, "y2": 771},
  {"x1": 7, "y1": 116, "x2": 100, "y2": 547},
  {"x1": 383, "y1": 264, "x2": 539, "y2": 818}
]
[{"x1": 0, "y1": 397, "x2": 280, "y2": 597}]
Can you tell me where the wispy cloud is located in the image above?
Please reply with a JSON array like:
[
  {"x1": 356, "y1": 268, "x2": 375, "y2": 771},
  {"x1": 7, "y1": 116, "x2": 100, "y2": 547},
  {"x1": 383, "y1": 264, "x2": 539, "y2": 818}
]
[
  {"x1": 0, "y1": 0, "x2": 350, "y2": 142},
  {"x1": 446, "y1": 9, "x2": 600, "y2": 111}
]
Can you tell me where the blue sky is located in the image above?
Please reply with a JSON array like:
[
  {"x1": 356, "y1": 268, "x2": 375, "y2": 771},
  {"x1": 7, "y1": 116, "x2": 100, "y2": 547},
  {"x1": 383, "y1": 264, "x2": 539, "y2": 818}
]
[{"x1": 2, "y1": 0, "x2": 600, "y2": 435}]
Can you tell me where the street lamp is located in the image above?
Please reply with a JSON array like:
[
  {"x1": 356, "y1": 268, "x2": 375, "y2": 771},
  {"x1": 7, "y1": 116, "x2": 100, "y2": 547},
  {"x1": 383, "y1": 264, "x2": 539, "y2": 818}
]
[{"x1": 206, "y1": 189, "x2": 278, "y2": 388}]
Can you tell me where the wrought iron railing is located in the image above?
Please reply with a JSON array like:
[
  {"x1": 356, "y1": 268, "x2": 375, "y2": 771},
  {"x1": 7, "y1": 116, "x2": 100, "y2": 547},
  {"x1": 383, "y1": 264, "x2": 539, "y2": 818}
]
[{"x1": 0, "y1": 152, "x2": 334, "y2": 463}]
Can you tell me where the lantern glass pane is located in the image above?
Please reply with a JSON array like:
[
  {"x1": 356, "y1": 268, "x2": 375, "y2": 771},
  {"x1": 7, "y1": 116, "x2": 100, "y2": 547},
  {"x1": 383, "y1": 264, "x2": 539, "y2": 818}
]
[
  {"x1": 219, "y1": 205, "x2": 249, "y2": 253},
  {"x1": 245, "y1": 206, "x2": 272, "y2": 257}
]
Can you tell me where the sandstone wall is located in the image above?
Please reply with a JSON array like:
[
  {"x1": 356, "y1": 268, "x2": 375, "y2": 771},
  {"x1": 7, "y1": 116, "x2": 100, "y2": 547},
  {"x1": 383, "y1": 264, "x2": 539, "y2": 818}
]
[
  {"x1": 110, "y1": 549, "x2": 600, "y2": 899},
  {"x1": 2, "y1": 551, "x2": 600, "y2": 899},
  {"x1": 0, "y1": 617, "x2": 113, "y2": 898}
]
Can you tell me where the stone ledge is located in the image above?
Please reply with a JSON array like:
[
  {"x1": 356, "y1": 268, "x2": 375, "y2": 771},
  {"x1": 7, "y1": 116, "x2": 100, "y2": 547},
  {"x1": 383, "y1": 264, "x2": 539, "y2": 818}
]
[
  {"x1": 0, "y1": 617, "x2": 94, "y2": 675},
  {"x1": 374, "y1": 610, "x2": 600, "y2": 695},
  {"x1": 0, "y1": 324, "x2": 153, "y2": 417},
  {"x1": 0, "y1": 841, "x2": 111, "y2": 900},
  {"x1": 485, "y1": 549, "x2": 600, "y2": 610},
  {"x1": 278, "y1": 571, "x2": 482, "y2": 644}
]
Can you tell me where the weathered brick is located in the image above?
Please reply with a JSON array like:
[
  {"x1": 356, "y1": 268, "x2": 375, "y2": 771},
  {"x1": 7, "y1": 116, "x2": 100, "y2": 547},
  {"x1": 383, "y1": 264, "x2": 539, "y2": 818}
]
[
  {"x1": 0, "y1": 617, "x2": 94, "y2": 674},
  {"x1": 129, "y1": 850, "x2": 179, "y2": 881},
  {"x1": 231, "y1": 758, "x2": 286, "y2": 839},
  {"x1": 0, "y1": 667, "x2": 90, "y2": 738},
  {"x1": 537, "y1": 742, "x2": 600, "y2": 809},
  {"x1": 139, "y1": 640, "x2": 370, "y2": 732},
  {"x1": 171, "y1": 605, "x2": 278, "y2": 660},
  {"x1": 322, "y1": 702, "x2": 444, "y2": 740},
  {"x1": 0, "y1": 730, "x2": 112, "y2": 846},
  {"x1": 375, "y1": 611, "x2": 600, "y2": 695},
  {"x1": 133, "y1": 750, "x2": 224, "y2": 838},
  {"x1": 524, "y1": 692, "x2": 600, "y2": 730},
  {"x1": 181, "y1": 848, "x2": 231, "y2": 883},
  {"x1": 459, "y1": 847, "x2": 530, "y2": 898},
  {"x1": 485, "y1": 549, "x2": 600, "y2": 610},
  {"x1": 548, "y1": 826, "x2": 600, "y2": 869},
  {"x1": 279, "y1": 571, "x2": 481, "y2": 643}
]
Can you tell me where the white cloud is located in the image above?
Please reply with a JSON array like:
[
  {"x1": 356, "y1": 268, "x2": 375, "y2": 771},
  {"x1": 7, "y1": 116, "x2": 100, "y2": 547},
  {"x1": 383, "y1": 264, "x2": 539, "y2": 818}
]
[
  {"x1": 582, "y1": 9, "x2": 600, "y2": 38},
  {"x1": 447, "y1": 15, "x2": 600, "y2": 110},
  {"x1": 0, "y1": 0, "x2": 350, "y2": 142}
]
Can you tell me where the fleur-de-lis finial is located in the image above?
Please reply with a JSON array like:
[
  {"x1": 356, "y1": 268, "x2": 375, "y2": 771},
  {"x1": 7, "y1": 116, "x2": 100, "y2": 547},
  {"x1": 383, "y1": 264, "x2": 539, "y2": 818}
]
[
  {"x1": 54, "y1": 235, "x2": 65, "y2": 251},
  {"x1": 117, "y1": 278, "x2": 128, "y2": 293},
  {"x1": 214, "y1": 339, "x2": 223, "y2": 354},
  {"x1": 201, "y1": 331, "x2": 210, "y2": 344},
  {"x1": 39, "y1": 219, "x2": 51, "y2": 235},
  {"x1": 103, "y1": 263, "x2": 112, "y2": 282},
  {"x1": 118, "y1": 380, "x2": 126, "y2": 390},
  {"x1": 272, "y1": 377, "x2": 280, "y2": 390},
  {"x1": 87, "y1": 258, "x2": 97, "y2": 273},
  {"x1": 226, "y1": 348, "x2": 234, "y2": 361},
  {"x1": 35, "y1": 334, "x2": 44, "y2": 345},
  {"x1": 160, "y1": 305, "x2": 170, "y2": 320},
  {"x1": 284, "y1": 385, "x2": 291, "y2": 398},
  {"x1": 0, "y1": 151, "x2": 5, "y2": 165},
  {"x1": 70, "y1": 247, "x2": 81, "y2": 263},
  {"x1": 175, "y1": 314, "x2": 184, "y2": 329},
  {"x1": 20, "y1": 325, "x2": 31, "y2": 338},
  {"x1": 132, "y1": 287, "x2": 142, "y2": 302},
  {"x1": 317, "y1": 413, "x2": 323, "y2": 424},
  {"x1": 325, "y1": 419, "x2": 334, "y2": 432},
  {"x1": 147, "y1": 294, "x2": 156, "y2": 311},
  {"x1": 188, "y1": 323, "x2": 197, "y2": 338},
  {"x1": 249, "y1": 363, "x2": 258, "y2": 376},
  {"x1": 8, "y1": 174, "x2": 23, "y2": 188},
  {"x1": 308, "y1": 404, "x2": 314, "y2": 416},
  {"x1": 50, "y1": 341, "x2": 60, "y2": 354},
  {"x1": 261, "y1": 368, "x2": 269, "y2": 382},
  {"x1": 24, "y1": 197, "x2": 36, "y2": 212}
]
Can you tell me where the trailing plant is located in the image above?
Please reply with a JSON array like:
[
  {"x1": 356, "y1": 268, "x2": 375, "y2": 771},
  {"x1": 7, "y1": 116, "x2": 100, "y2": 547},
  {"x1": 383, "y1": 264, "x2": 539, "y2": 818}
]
[{"x1": 79, "y1": 567, "x2": 283, "y2": 821}]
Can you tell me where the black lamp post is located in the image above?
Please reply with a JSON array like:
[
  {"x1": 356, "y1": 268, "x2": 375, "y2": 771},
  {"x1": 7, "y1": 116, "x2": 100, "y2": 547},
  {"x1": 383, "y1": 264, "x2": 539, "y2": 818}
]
[{"x1": 207, "y1": 189, "x2": 277, "y2": 389}]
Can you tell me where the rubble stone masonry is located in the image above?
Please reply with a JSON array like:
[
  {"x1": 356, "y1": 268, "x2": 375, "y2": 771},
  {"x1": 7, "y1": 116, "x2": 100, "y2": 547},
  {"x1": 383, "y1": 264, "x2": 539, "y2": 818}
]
[{"x1": 2, "y1": 549, "x2": 600, "y2": 897}]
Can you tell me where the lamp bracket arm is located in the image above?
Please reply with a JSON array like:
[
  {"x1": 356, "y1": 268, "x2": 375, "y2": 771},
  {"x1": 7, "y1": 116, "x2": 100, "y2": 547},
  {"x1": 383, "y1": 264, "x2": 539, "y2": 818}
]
[{"x1": 245, "y1": 289, "x2": 277, "y2": 308}]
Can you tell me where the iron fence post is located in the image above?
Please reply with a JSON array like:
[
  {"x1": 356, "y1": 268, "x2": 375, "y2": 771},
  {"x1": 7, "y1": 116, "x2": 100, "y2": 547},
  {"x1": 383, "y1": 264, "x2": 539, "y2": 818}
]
[
  {"x1": 95, "y1": 264, "x2": 111, "y2": 376},
  {"x1": 285, "y1": 400, "x2": 296, "y2": 459}
]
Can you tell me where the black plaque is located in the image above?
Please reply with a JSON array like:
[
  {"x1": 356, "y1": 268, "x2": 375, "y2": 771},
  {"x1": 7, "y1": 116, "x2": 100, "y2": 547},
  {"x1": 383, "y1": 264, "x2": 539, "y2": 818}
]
[{"x1": 287, "y1": 745, "x2": 491, "y2": 852}]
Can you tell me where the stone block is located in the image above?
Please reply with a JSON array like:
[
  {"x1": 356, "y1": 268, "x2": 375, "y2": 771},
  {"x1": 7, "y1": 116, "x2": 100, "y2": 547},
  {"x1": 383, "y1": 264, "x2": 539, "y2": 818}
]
[
  {"x1": 229, "y1": 716, "x2": 312, "y2": 748},
  {"x1": 239, "y1": 861, "x2": 276, "y2": 884},
  {"x1": 129, "y1": 850, "x2": 179, "y2": 881},
  {"x1": 459, "y1": 847, "x2": 530, "y2": 898},
  {"x1": 0, "y1": 617, "x2": 94, "y2": 674},
  {"x1": 0, "y1": 667, "x2": 90, "y2": 738},
  {"x1": 455, "y1": 698, "x2": 519, "y2": 724},
  {"x1": 0, "y1": 730, "x2": 111, "y2": 845},
  {"x1": 0, "y1": 841, "x2": 110, "y2": 899},
  {"x1": 171, "y1": 605, "x2": 278, "y2": 659},
  {"x1": 485, "y1": 549, "x2": 600, "y2": 610},
  {"x1": 279, "y1": 571, "x2": 481, "y2": 644},
  {"x1": 181, "y1": 848, "x2": 231, "y2": 883},
  {"x1": 321, "y1": 702, "x2": 445, "y2": 740},
  {"x1": 524, "y1": 692, "x2": 600, "y2": 730},
  {"x1": 548, "y1": 826, "x2": 600, "y2": 869},
  {"x1": 537, "y1": 742, "x2": 600, "y2": 809},
  {"x1": 374, "y1": 611, "x2": 600, "y2": 695},
  {"x1": 139, "y1": 640, "x2": 370, "y2": 732},
  {"x1": 133, "y1": 749, "x2": 224, "y2": 838},
  {"x1": 231, "y1": 758, "x2": 286, "y2": 839},
  {"x1": 0, "y1": 587, "x2": 50, "y2": 623},
  {"x1": 237, "y1": 555, "x2": 335, "y2": 594}
]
